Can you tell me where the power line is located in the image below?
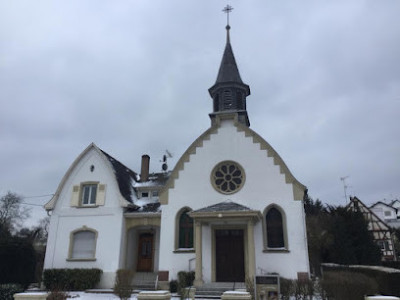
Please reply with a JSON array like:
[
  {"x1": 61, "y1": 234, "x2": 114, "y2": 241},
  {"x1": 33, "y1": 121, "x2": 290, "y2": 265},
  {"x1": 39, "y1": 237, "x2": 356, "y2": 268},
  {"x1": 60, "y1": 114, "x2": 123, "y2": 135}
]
[
  {"x1": 21, "y1": 202, "x2": 45, "y2": 207},
  {"x1": 22, "y1": 194, "x2": 54, "y2": 199}
]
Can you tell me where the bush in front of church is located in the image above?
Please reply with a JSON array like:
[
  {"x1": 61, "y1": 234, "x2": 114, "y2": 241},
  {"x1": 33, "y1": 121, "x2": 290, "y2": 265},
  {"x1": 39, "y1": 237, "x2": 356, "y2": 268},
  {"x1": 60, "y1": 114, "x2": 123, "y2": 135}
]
[
  {"x1": 43, "y1": 268, "x2": 102, "y2": 291},
  {"x1": 113, "y1": 269, "x2": 134, "y2": 300}
]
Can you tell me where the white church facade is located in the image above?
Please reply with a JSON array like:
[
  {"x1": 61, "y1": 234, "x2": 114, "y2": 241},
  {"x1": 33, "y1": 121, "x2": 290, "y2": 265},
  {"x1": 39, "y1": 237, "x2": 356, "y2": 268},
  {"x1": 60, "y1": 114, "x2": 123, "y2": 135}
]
[{"x1": 43, "y1": 24, "x2": 310, "y2": 289}]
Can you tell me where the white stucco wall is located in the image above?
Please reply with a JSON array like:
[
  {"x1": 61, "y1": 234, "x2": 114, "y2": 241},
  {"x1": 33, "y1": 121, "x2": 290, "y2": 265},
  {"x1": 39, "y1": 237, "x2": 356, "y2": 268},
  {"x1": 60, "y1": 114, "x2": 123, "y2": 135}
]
[
  {"x1": 44, "y1": 148, "x2": 125, "y2": 288},
  {"x1": 159, "y1": 120, "x2": 309, "y2": 281}
]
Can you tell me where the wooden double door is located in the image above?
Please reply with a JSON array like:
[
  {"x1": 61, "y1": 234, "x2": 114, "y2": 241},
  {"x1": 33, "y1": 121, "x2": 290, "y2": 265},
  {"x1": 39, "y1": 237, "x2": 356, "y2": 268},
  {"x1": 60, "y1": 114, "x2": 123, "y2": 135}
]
[
  {"x1": 215, "y1": 229, "x2": 245, "y2": 282},
  {"x1": 137, "y1": 233, "x2": 154, "y2": 272}
]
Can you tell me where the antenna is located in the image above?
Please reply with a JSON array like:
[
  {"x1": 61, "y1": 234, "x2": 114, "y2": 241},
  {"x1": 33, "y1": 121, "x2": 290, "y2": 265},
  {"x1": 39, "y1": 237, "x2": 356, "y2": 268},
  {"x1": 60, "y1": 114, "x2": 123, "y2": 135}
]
[
  {"x1": 160, "y1": 150, "x2": 173, "y2": 172},
  {"x1": 340, "y1": 176, "x2": 350, "y2": 204}
]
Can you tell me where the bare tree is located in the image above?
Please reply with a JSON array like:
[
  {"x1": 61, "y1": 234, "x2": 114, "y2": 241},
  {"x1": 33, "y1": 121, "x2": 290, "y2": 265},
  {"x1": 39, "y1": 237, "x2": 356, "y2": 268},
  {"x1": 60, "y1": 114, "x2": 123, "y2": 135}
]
[{"x1": 0, "y1": 191, "x2": 30, "y2": 234}]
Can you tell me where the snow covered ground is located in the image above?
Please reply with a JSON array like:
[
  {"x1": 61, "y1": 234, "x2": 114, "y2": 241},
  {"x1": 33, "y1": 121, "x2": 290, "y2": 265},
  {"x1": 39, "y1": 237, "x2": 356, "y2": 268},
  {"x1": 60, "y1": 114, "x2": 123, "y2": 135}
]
[{"x1": 20, "y1": 291, "x2": 199, "y2": 300}]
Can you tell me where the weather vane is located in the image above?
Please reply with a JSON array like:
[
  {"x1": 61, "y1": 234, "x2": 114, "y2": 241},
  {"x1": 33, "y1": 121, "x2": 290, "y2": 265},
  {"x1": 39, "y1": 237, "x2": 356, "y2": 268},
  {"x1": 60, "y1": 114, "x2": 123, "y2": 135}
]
[{"x1": 222, "y1": 5, "x2": 233, "y2": 26}]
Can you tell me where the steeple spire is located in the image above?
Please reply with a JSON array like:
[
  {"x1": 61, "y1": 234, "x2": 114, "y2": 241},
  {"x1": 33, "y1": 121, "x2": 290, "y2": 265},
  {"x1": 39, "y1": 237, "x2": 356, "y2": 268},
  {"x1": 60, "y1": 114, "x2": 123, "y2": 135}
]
[{"x1": 209, "y1": 6, "x2": 251, "y2": 127}]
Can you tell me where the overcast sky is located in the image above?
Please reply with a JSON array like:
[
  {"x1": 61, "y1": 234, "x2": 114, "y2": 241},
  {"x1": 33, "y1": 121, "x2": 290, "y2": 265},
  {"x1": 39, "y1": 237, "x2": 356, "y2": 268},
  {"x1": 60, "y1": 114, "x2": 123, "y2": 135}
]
[{"x1": 1, "y1": 1, "x2": 399, "y2": 227}]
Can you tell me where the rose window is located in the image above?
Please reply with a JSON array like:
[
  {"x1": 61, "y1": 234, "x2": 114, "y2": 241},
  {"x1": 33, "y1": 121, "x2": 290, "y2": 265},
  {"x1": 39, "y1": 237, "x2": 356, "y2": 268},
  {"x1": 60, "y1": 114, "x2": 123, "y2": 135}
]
[{"x1": 211, "y1": 161, "x2": 245, "y2": 194}]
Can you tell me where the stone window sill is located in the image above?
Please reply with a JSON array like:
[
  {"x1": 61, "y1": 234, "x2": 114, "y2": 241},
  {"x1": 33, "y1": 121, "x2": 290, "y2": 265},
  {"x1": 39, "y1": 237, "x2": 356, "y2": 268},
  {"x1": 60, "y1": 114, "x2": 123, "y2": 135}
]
[
  {"x1": 66, "y1": 258, "x2": 96, "y2": 262},
  {"x1": 75, "y1": 205, "x2": 99, "y2": 208},
  {"x1": 263, "y1": 248, "x2": 290, "y2": 253},
  {"x1": 173, "y1": 249, "x2": 195, "y2": 253}
]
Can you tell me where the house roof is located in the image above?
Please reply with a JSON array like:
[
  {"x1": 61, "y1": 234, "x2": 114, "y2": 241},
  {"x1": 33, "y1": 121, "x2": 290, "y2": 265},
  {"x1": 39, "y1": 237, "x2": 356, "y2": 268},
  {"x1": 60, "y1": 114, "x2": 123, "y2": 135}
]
[
  {"x1": 134, "y1": 172, "x2": 170, "y2": 188},
  {"x1": 192, "y1": 200, "x2": 252, "y2": 213},
  {"x1": 189, "y1": 200, "x2": 262, "y2": 221},
  {"x1": 45, "y1": 143, "x2": 169, "y2": 211},
  {"x1": 370, "y1": 201, "x2": 397, "y2": 212},
  {"x1": 348, "y1": 196, "x2": 391, "y2": 231},
  {"x1": 100, "y1": 149, "x2": 138, "y2": 203},
  {"x1": 125, "y1": 202, "x2": 161, "y2": 213}
]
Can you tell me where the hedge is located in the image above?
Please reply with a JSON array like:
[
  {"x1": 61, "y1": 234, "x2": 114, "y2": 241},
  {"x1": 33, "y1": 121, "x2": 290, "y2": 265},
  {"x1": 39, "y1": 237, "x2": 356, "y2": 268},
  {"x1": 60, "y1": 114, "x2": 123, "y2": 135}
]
[
  {"x1": 322, "y1": 263, "x2": 400, "y2": 297},
  {"x1": 382, "y1": 261, "x2": 400, "y2": 270},
  {"x1": 0, "y1": 284, "x2": 24, "y2": 300},
  {"x1": 43, "y1": 268, "x2": 102, "y2": 291},
  {"x1": 0, "y1": 237, "x2": 36, "y2": 288}
]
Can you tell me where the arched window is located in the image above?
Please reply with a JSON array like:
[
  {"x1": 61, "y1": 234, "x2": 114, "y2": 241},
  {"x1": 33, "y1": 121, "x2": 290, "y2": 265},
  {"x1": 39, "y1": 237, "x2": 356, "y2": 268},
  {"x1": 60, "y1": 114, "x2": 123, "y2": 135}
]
[
  {"x1": 69, "y1": 228, "x2": 97, "y2": 260},
  {"x1": 266, "y1": 207, "x2": 285, "y2": 248},
  {"x1": 178, "y1": 209, "x2": 193, "y2": 249}
]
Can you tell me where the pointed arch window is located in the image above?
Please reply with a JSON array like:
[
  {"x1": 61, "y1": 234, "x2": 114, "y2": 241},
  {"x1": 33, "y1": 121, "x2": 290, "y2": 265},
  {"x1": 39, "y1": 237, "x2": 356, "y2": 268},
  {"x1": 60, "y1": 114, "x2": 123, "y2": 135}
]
[
  {"x1": 264, "y1": 206, "x2": 287, "y2": 250},
  {"x1": 178, "y1": 209, "x2": 194, "y2": 249}
]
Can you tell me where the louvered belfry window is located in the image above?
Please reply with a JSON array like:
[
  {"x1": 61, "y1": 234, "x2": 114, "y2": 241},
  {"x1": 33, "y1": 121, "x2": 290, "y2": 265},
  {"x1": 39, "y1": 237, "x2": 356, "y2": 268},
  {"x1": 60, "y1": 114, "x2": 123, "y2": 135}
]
[
  {"x1": 179, "y1": 210, "x2": 193, "y2": 248},
  {"x1": 266, "y1": 208, "x2": 284, "y2": 248}
]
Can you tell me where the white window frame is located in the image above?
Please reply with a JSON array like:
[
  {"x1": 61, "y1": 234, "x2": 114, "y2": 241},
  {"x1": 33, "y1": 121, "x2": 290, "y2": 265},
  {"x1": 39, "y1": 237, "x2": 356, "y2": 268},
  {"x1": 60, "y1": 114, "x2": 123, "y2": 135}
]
[{"x1": 81, "y1": 183, "x2": 98, "y2": 206}]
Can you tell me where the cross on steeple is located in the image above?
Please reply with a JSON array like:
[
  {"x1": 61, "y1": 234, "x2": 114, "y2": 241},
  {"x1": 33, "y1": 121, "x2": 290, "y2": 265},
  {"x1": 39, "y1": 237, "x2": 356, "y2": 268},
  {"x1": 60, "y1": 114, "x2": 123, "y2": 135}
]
[
  {"x1": 222, "y1": 5, "x2": 233, "y2": 27},
  {"x1": 209, "y1": 5, "x2": 251, "y2": 127}
]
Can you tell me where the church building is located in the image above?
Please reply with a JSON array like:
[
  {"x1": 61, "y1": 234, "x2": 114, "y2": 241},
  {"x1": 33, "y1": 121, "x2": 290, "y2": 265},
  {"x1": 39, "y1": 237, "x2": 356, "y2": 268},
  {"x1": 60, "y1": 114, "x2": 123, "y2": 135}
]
[{"x1": 43, "y1": 22, "x2": 310, "y2": 289}]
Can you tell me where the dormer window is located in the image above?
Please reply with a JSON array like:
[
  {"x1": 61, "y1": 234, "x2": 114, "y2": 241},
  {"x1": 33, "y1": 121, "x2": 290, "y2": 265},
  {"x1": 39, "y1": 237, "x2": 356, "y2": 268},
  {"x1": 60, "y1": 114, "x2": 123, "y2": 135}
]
[
  {"x1": 82, "y1": 184, "x2": 97, "y2": 205},
  {"x1": 141, "y1": 192, "x2": 149, "y2": 198}
]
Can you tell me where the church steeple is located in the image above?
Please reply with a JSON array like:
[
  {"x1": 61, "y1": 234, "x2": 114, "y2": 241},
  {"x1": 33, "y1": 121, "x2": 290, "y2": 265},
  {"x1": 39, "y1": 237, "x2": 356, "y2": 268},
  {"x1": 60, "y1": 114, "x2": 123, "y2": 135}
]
[{"x1": 209, "y1": 7, "x2": 251, "y2": 127}]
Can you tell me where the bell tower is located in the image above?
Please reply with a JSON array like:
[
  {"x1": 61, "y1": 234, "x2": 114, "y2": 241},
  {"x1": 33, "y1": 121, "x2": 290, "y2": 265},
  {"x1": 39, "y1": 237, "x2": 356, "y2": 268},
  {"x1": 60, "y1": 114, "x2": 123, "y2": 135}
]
[{"x1": 209, "y1": 5, "x2": 251, "y2": 127}]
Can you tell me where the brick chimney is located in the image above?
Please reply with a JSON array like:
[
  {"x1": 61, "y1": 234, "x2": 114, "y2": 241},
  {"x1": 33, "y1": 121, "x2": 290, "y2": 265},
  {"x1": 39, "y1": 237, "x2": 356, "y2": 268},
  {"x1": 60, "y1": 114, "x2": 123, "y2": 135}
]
[{"x1": 140, "y1": 154, "x2": 150, "y2": 182}]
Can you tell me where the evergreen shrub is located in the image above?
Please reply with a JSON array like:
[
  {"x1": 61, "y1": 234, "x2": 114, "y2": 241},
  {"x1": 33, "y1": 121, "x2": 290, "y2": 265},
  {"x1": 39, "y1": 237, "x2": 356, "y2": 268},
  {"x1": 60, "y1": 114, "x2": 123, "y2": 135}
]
[
  {"x1": 46, "y1": 290, "x2": 67, "y2": 300},
  {"x1": 279, "y1": 278, "x2": 314, "y2": 300},
  {"x1": 321, "y1": 270, "x2": 378, "y2": 300},
  {"x1": 322, "y1": 264, "x2": 400, "y2": 297},
  {"x1": 43, "y1": 268, "x2": 102, "y2": 291},
  {"x1": 169, "y1": 280, "x2": 178, "y2": 293},
  {"x1": 0, "y1": 237, "x2": 36, "y2": 288},
  {"x1": 0, "y1": 284, "x2": 24, "y2": 300},
  {"x1": 177, "y1": 271, "x2": 195, "y2": 288},
  {"x1": 113, "y1": 269, "x2": 134, "y2": 300},
  {"x1": 382, "y1": 261, "x2": 400, "y2": 270}
]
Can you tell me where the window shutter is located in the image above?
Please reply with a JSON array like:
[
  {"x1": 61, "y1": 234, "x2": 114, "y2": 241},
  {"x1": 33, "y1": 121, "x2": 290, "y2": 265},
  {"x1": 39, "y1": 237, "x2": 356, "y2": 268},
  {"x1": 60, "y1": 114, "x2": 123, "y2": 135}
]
[
  {"x1": 71, "y1": 185, "x2": 80, "y2": 207},
  {"x1": 97, "y1": 184, "x2": 106, "y2": 206}
]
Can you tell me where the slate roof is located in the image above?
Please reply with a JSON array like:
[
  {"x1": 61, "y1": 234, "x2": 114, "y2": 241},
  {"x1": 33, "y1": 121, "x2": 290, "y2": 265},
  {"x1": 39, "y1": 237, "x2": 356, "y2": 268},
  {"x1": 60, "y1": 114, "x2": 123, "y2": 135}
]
[
  {"x1": 370, "y1": 201, "x2": 397, "y2": 212},
  {"x1": 100, "y1": 149, "x2": 138, "y2": 203},
  {"x1": 215, "y1": 40, "x2": 243, "y2": 84},
  {"x1": 192, "y1": 201, "x2": 252, "y2": 213},
  {"x1": 100, "y1": 148, "x2": 169, "y2": 212},
  {"x1": 134, "y1": 172, "x2": 170, "y2": 188},
  {"x1": 125, "y1": 202, "x2": 161, "y2": 213}
]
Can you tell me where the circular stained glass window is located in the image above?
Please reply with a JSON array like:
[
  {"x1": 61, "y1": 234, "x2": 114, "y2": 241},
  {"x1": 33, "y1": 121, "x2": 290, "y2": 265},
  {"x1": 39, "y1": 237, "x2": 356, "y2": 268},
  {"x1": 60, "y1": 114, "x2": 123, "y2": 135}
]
[{"x1": 211, "y1": 161, "x2": 245, "y2": 194}]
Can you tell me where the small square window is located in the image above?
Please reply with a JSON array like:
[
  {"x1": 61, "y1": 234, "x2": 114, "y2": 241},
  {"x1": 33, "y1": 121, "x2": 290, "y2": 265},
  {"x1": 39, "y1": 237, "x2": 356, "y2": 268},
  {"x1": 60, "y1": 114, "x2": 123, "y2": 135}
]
[
  {"x1": 141, "y1": 192, "x2": 149, "y2": 198},
  {"x1": 152, "y1": 191, "x2": 159, "y2": 197},
  {"x1": 384, "y1": 211, "x2": 391, "y2": 217},
  {"x1": 82, "y1": 184, "x2": 97, "y2": 205}
]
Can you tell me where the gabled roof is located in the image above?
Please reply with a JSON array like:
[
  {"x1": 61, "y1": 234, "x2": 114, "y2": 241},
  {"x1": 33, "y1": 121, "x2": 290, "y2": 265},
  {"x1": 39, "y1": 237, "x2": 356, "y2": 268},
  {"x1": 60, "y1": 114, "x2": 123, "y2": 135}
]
[
  {"x1": 370, "y1": 201, "x2": 397, "y2": 212},
  {"x1": 159, "y1": 116, "x2": 306, "y2": 205},
  {"x1": 100, "y1": 149, "x2": 138, "y2": 203},
  {"x1": 189, "y1": 200, "x2": 262, "y2": 221},
  {"x1": 348, "y1": 196, "x2": 391, "y2": 231},
  {"x1": 45, "y1": 143, "x2": 138, "y2": 210},
  {"x1": 192, "y1": 200, "x2": 252, "y2": 213},
  {"x1": 391, "y1": 199, "x2": 400, "y2": 207}
]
